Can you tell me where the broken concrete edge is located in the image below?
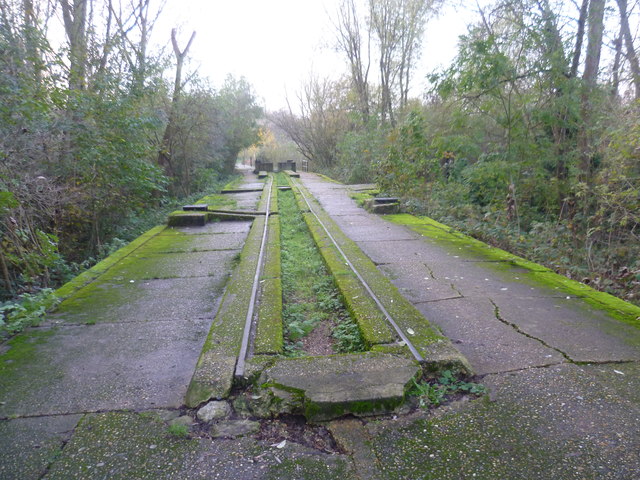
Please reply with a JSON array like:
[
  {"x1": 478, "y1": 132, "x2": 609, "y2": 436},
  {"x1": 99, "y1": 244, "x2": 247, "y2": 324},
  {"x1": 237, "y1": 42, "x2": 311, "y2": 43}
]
[
  {"x1": 185, "y1": 215, "x2": 267, "y2": 408},
  {"x1": 250, "y1": 352, "x2": 422, "y2": 422},
  {"x1": 54, "y1": 225, "x2": 167, "y2": 301},
  {"x1": 387, "y1": 213, "x2": 640, "y2": 328},
  {"x1": 293, "y1": 180, "x2": 472, "y2": 377}
]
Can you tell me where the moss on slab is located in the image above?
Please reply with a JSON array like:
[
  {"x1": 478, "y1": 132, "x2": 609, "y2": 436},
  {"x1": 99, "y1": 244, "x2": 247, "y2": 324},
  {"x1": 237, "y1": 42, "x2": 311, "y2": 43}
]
[
  {"x1": 0, "y1": 329, "x2": 59, "y2": 401},
  {"x1": 262, "y1": 216, "x2": 281, "y2": 280},
  {"x1": 54, "y1": 226, "x2": 166, "y2": 300},
  {"x1": 387, "y1": 214, "x2": 640, "y2": 328},
  {"x1": 255, "y1": 278, "x2": 284, "y2": 355}
]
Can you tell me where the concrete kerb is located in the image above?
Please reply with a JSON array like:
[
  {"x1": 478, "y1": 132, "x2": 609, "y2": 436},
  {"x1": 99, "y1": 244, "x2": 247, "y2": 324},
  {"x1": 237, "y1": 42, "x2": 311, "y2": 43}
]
[
  {"x1": 54, "y1": 225, "x2": 167, "y2": 301},
  {"x1": 292, "y1": 179, "x2": 472, "y2": 377},
  {"x1": 185, "y1": 213, "x2": 266, "y2": 407}
]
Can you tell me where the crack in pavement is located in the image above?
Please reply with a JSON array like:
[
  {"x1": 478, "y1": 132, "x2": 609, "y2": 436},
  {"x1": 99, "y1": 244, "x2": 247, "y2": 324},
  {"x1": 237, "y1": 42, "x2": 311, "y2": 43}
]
[{"x1": 490, "y1": 298, "x2": 575, "y2": 363}]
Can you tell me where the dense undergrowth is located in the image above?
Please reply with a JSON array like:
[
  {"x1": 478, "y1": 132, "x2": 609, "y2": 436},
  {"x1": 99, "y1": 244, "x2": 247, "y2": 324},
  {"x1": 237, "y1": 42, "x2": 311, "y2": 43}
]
[{"x1": 278, "y1": 177, "x2": 365, "y2": 355}]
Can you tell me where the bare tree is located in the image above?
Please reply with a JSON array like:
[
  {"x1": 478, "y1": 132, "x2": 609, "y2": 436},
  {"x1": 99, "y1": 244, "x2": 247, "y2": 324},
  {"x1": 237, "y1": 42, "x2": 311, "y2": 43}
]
[
  {"x1": 334, "y1": 0, "x2": 371, "y2": 121},
  {"x1": 570, "y1": 0, "x2": 589, "y2": 78},
  {"x1": 615, "y1": 0, "x2": 640, "y2": 99},
  {"x1": 59, "y1": 0, "x2": 88, "y2": 91},
  {"x1": 271, "y1": 77, "x2": 350, "y2": 169},
  {"x1": 368, "y1": 0, "x2": 441, "y2": 124},
  {"x1": 578, "y1": 0, "x2": 606, "y2": 181},
  {"x1": 157, "y1": 28, "x2": 195, "y2": 176}
]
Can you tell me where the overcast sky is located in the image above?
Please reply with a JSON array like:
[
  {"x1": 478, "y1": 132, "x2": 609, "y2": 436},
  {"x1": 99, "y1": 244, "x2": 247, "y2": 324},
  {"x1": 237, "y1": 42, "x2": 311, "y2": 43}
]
[{"x1": 155, "y1": 0, "x2": 474, "y2": 111}]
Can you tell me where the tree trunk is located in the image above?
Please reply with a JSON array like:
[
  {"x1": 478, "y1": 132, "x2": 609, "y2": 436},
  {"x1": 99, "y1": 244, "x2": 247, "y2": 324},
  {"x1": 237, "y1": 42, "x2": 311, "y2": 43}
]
[
  {"x1": 59, "y1": 0, "x2": 88, "y2": 91},
  {"x1": 578, "y1": 0, "x2": 606, "y2": 182},
  {"x1": 157, "y1": 29, "x2": 195, "y2": 177},
  {"x1": 616, "y1": 0, "x2": 640, "y2": 100},
  {"x1": 570, "y1": 0, "x2": 589, "y2": 78}
]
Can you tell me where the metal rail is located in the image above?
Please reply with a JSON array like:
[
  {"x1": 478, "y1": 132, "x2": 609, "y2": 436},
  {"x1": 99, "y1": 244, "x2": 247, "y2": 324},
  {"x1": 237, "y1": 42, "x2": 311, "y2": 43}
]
[
  {"x1": 293, "y1": 178, "x2": 425, "y2": 363},
  {"x1": 234, "y1": 177, "x2": 273, "y2": 379}
]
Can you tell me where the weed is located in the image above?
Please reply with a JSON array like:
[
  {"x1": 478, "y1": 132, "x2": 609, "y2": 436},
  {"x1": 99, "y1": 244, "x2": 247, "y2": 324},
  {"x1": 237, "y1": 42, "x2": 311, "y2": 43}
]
[
  {"x1": 410, "y1": 370, "x2": 486, "y2": 408},
  {"x1": 0, "y1": 288, "x2": 59, "y2": 337},
  {"x1": 167, "y1": 423, "x2": 190, "y2": 438},
  {"x1": 278, "y1": 178, "x2": 365, "y2": 355}
]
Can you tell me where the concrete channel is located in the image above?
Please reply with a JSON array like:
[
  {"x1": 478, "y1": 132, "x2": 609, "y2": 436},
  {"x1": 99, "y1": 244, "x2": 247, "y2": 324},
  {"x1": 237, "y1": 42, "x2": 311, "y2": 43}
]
[{"x1": 185, "y1": 171, "x2": 470, "y2": 421}]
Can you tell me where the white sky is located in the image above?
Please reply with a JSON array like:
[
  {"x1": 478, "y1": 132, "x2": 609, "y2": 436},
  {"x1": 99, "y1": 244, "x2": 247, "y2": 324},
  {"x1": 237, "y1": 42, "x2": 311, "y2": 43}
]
[{"x1": 155, "y1": 0, "x2": 474, "y2": 112}]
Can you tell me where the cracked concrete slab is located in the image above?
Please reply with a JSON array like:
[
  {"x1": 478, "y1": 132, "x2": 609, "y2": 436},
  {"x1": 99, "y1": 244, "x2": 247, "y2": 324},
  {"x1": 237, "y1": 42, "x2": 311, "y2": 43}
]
[
  {"x1": 364, "y1": 363, "x2": 640, "y2": 479},
  {"x1": 415, "y1": 297, "x2": 566, "y2": 374},
  {"x1": 494, "y1": 296, "x2": 640, "y2": 363},
  {"x1": 0, "y1": 415, "x2": 82, "y2": 479}
]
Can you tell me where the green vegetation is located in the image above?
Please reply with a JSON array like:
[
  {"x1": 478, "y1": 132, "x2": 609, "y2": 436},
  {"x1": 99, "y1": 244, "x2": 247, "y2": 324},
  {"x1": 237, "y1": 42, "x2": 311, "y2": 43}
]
[
  {"x1": 167, "y1": 423, "x2": 190, "y2": 439},
  {"x1": 278, "y1": 179, "x2": 364, "y2": 356},
  {"x1": 272, "y1": 1, "x2": 640, "y2": 308},
  {"x1": 0, "y1": 289, "x2": 59, "y2": 338},
  {"x1": 410, "y1": 371, "x2": 486, "y2": 408},
  {"x1": 0, "y1": 1, "x2": 262, "y2": 312}
]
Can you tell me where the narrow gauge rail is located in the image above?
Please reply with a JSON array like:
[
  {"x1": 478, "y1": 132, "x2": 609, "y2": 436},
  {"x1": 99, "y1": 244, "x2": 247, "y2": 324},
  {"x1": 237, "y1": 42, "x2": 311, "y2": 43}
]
[
  {"x1": 234, "y1": 177, "x2": 273, "y2": 379},
  {"x1": 292, "y1": 179, "x2": 424, "y2": 363},
  {"x1": 234, "y1": 174, "x2": 424, "y2": 380}
]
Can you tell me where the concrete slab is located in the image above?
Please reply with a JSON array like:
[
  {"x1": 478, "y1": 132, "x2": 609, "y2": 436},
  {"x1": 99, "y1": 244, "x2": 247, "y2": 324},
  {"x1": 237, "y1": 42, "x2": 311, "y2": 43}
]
[
  {"x1": 45, "y1": 411, "x2": 356, "y2": 480},
  {"x1": 0, "y1": 318, "x2": 210, "y2": 417},
  {"x1": 0, "y1": 415, "x2": 81, "y2": 479},
  {"x1": 167, "y1": 220, "x2": 253, "y2": 235},
  {"x1": 99, "y1": 250, "x2": 237, "y2": 282},
  {"x1": 494, "y1": 296, "x2": 640, "y2": 363},
  {"x1": 144, "y1": 232, "x2": 247, "y2": 252},
  {"x1": 415, "y1": 297, "x2": 566, "y2": 374},
  {"x1": 50, "y1": 276, "x2": 227, "y2": 325},
  {"x1": 377, "y1": 263, "x2": 462, "y2": 303},
  {"x1": 365, "y1": 364, "x2": 640, "y2": 479},
  {"x1": 260, "y1": 353, "x2": 420, "y2": 421}
]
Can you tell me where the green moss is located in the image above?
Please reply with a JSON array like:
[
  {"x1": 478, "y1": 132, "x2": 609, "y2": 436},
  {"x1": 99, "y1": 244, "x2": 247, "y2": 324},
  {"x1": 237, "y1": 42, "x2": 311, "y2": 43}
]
[
  {"x1": 331, "y1": 272, "x2": 395, "y2": 347},
  {"x1": 255, "y1": 278, "x2": 284, "y2": 355},
  {"x1": 387, "y1": 214, "x2": 640, "y2": 328},
  {"x1": 0, "y1": 329, "x2": 57, "y2": 387},
  {"x1": 349, "y1": 189, "x2": 379, "y2": 207},
  {"x1": 195, "y1": 193, "x2": 236, "y2": 209},
  {"x1": 167, "y1": 212, "x2": 206, "y2": 227},
  {"x1": 54, "y1": 225, "x2": 166, "y2": 300}
]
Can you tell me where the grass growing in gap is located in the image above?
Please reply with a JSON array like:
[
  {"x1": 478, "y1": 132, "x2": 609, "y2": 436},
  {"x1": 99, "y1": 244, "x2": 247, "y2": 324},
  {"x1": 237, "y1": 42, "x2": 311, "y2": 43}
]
[{"x1": 278, "y1": 176, "x2": 365, "y2": 356}]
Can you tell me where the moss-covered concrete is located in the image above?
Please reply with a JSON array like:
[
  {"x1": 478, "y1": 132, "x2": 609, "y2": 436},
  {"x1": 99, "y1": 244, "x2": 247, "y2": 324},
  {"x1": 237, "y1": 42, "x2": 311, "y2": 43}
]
[
  {"x1": 0, "y1": 329, "x2": 60, "y2": 416},
  {"x1": 387, "y1": 214, "x2": 640, "y2": 328},
  {"x1": 255, "y1": 352, "x2": 420, "y2": 422},
  {"x1": 254, "y1": 213, "x2": 284, "y2": 355},
  {"x1": 186, "y1": 216, "x2": 265, "y2": 406},
  {"x1": 301, "y1": 212, "x2": 395, "y2": 347},
  {"x1": 255, "y1": 278, "x2": 284, "y2": 355},
  {"x1": 54, "y1": 225, "x2": 166, "y2": 300}
]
